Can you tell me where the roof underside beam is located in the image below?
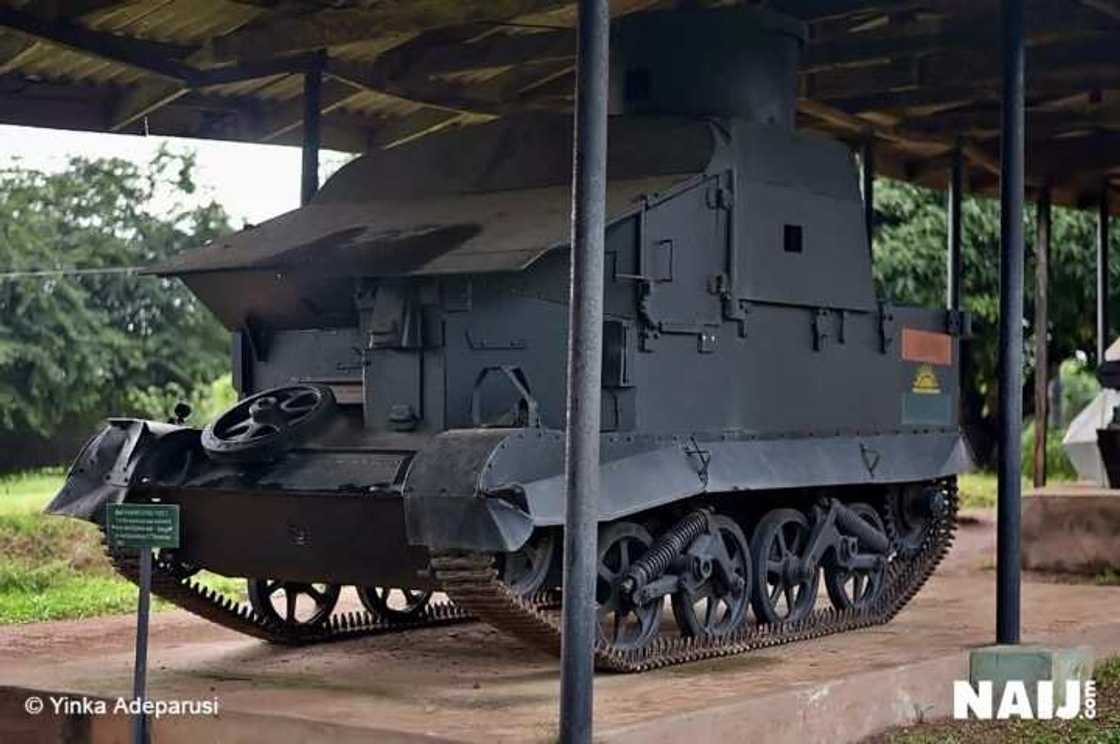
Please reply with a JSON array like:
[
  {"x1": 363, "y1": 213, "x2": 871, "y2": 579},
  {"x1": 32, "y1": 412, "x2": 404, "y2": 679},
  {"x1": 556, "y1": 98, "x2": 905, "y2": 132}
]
[
  {"x1": 0, "y1": 6, "x2": 193, "y2": 80},
  {"x1": 762, "y1": 0, "x2": 914, "y2": 20},
  {"x1": 194, "y1": 0, "x2": 572, "y2": 64},
  {"x1": 0, "y1": 7, "x2": 330, "y2": 87},
  {"x1": 108, "y1": 79, "x2": 188, "y2": 132},
  {"x1": 802, "y1": 3, "x2": 1118, "y2": 73},
  {"x1": 257, "y1": 77, "x2": 365, "y2": 141},
  {"x1": 801, "y1": 36, "x2": 1120, "y2": 105},
  {"x1": 796, "y1": 97, "x2": 1002, "y2": 176},
  {"x1": 0, "y1": 7, "x2": 349, "y2": 128},
  {"x1": 1078, "y1": 0, "x2": 1120, "y2": 21},
  {"x1": 0, "y1": 35, "x2": 37, "y2": 75}
]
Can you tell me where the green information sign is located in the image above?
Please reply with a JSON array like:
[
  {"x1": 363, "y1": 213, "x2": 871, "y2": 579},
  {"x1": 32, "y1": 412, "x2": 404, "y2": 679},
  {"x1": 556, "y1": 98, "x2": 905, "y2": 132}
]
[{"x1": 106, "y1": 503, "x2": 180, "y2": 550}]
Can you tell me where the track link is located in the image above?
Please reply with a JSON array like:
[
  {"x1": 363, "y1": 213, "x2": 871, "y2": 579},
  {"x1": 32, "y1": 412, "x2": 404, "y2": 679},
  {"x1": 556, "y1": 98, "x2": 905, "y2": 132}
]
[
  {"x1": 104, "y1": 534, "x2": 475, "y2": 644},
  {"x1": 103, "y1": 478, "x2": 955, "y2": 667},
  {"x1": 433, "y1": 478, "x2": 959, "y2": 672}
]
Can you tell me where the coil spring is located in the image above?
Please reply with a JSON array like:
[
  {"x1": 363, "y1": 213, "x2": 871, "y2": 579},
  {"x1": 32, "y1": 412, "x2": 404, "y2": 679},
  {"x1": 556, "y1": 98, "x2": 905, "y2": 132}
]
[{"x1": 621, "y1": 509, "x2": 712, "y2": 594}]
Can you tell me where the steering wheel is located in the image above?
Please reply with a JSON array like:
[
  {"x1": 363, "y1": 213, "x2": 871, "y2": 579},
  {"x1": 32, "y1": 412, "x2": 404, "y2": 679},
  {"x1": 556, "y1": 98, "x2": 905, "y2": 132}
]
[{"x1": 201, "y1": 384, "x2": 335, "y2": 463}]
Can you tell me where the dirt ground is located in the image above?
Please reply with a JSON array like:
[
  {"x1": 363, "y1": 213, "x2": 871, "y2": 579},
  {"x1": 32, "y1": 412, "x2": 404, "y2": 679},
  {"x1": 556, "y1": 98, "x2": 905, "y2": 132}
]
[{"x1": 2, "y1": 508, "x2": 1119, "y2": 743}]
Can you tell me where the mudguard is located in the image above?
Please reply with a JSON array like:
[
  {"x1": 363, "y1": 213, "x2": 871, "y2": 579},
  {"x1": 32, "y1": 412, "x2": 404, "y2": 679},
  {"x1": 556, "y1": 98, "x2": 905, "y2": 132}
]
[
  {"x1": 402, "y1": 429, "x2": 537, "y2": 554},
  {"x1": 44, "y1": 419, "x2": 197, "y2": 523},
  {"x1": 403, "y1": 427, "x2": 972, "y2": 552}
]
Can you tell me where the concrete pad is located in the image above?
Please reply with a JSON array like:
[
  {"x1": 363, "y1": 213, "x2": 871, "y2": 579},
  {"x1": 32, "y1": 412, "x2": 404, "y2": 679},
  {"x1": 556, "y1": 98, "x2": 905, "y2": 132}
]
[
  {"x1": 969, "y1": 644, "x2": 1094, "y2": 709},
  {"x1": 1023, "y1": 485, "x2": 1120, "y2": 573},
  {"x1": 2, "y1": 511, "x2": 1120, "y2": 744}
]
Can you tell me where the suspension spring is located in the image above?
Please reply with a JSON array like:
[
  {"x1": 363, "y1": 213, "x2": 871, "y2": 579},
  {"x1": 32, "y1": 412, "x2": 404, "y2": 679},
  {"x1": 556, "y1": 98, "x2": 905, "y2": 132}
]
[{"x1": 619, "y1": 509, "x2": 712, "y2": 596}]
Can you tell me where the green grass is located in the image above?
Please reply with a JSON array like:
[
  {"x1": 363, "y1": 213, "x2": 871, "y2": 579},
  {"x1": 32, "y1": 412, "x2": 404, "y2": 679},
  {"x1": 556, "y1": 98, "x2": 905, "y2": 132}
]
[
  {"x1": 957, "y1": 471, "x2": 1078, "y2": 511},
  {"x1": 0, "y1": 468, "x2": 244, "y2": 624},
  {"x1": 958, "y1": 472, "x2": 999, "y2": 509},
  {"x1": 1096, "y1": 568, "x2": 1120, "y2": 586},
  {"x1": 0, "y1": 466, "x2": 67, "y2": 514},
  {"x1": 876, "y1": 657, "x2": 1120, "y2": 743},
  {"x1": 0, "y1": 563, "x2": 141, "y2": 622}
]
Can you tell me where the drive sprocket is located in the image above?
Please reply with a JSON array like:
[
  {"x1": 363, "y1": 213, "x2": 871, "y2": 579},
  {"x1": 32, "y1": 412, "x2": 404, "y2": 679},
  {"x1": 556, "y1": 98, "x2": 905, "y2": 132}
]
[{"x1": 882, "y1": 481, "x2": 946, "y2": 558}]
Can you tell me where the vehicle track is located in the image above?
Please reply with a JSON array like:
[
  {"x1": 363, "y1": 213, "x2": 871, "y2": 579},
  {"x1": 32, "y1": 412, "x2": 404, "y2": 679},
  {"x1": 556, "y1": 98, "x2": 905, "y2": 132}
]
[
  {"x1": 105, "y1": 477, "x2": 956, "y2": 670},
  {"x1": 433, "y1": 478, "x2": 958, "y2": 672}
]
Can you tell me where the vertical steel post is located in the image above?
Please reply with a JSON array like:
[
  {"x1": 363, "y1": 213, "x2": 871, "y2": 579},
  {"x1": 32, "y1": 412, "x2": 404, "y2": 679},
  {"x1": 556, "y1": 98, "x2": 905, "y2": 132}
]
[
  {"x1": 996, "y1": 0, "x2": 1025, "y2": 646},
  {"x1": 861, "y1": 138, "x2": 875, "y2": 257},
  {"x1": 947, "y1": 144, "x2": 968, "y2": 428},
  {"x1": 1033, "y1": 188, "x2": 1051, "y2": 488},
  {"x1": 947, "y1": 143, "x2": 963, "y2": 312},
  {"x1": 301, "y1": 53, "x2": 324, "y2": 206},
  {"x1": 559, "y1": 1, "x2": 609, "y2": 742},
  {"x1": 1099, "y1": 187, "x2": 1111, "y2": 364},
  {"x1": 132, "y1": 549, "x2": 152, "y2": 744}
]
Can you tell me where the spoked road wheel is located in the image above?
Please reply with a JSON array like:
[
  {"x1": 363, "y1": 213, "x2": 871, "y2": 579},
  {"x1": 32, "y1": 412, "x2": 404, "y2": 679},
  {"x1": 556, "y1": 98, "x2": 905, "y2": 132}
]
[
  {"x1": 356, "y1": 586, "x2": 433, "y2": 622},
  {"x1": 825, "y1": 503, "x2": 888, "y2": 611},
  {"x1": 671, "y1": 515, "x2": 753, "y2": 639},
  {"x1": 498, "y1": 529, "x2": 556, "y2": 597},
  {"x1": 750, "y1": 509, "x2": 820, "y2": 625},
  {"x1": 596, "y1": 522, "x2": 662, "y2": 651},
  {"x1": 202, "y1": 384, "x2": 335, "y2": 463},
  {"x1": 247, "y1": 579, "x2": 341, "y2": 630}
]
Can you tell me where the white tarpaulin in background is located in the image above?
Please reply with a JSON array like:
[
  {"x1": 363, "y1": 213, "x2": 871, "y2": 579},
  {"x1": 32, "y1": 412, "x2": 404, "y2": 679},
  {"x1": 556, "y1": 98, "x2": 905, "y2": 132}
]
[
  {"x1": 1063, "y1": 388, "x2": 1120, "y2": 485},
  {"x1": 1062, "y1": 338, "x2": 1120, "y2": 485}
]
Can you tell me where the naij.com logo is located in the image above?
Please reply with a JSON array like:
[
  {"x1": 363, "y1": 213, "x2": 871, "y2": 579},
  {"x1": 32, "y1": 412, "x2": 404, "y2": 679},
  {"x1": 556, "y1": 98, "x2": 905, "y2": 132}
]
[{"x1": 954, "y1": 680, "x2": 1096, "y2": 720}]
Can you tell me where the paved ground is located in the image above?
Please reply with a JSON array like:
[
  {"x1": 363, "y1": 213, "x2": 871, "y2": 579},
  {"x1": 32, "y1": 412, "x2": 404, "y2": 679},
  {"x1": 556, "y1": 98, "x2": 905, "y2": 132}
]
[{"x1": 2, "y1": 509, "x2": 1119, "y2": 743}]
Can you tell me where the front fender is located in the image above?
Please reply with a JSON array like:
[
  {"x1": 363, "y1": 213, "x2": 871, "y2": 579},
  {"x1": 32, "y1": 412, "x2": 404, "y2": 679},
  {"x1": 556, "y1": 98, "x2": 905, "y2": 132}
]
[
  {"x1": 44, "y1": 419, "x2": 197, "y2": 524},
  {"x1": 402, "y1": 429, "x2": 536, "y2": 553}
]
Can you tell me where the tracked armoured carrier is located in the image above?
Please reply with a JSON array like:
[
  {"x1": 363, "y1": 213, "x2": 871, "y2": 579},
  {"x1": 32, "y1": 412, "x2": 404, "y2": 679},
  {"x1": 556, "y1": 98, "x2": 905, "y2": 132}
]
[{"x1": 48, "y1": 8, "x2": 971, "y2": 670}]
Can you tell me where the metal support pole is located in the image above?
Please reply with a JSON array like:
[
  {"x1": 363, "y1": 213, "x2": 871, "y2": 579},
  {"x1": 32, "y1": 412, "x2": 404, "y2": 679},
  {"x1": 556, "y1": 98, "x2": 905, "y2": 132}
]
[
  {"x1": 131, "y1": 549, "x2": 152, "y2": 744},
  {"x1": 1099, "y1": 187, "x2": 1111, "y2": 364},
  {"x1": 300, "y1": 52, "x2": 324, "y2": 206},
  {"x1": 1033, "y1": 188, "x2": 1051, "y2": 488},
  {"x1": 996, "y1": 0, "x2": 1025, "y2": 646},
  {"x1": 861, "y1": 138, "x2": 875, "y2": 258},
  {"x1": 947, "y1": 143, "x2": 967, "y2": 429},
  {"x1": 559, "y1": 1, "x2": 609, "y2": 742},
  {"x1": 947, "y1": 143, "x2": 963, "y2": 312}
]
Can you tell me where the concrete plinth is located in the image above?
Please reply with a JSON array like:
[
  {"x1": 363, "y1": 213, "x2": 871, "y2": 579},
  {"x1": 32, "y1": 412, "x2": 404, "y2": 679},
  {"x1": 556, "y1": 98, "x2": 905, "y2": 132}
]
[
  {"x1": 1023, "y1": 485, "x2": 1120, "y2": 573},
  {"x1": 969, "y1": 645, "x2": 1094, "y2": 710}
]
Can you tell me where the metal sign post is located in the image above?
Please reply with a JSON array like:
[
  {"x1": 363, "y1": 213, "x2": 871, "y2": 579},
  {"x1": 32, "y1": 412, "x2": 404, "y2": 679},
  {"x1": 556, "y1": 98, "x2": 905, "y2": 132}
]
[
  {"x1": 106, "y1": 502, "x2": 181, "y2": 744},
  {"x1": 132, "y1": 548, "x2": 152, "y2": 744}
]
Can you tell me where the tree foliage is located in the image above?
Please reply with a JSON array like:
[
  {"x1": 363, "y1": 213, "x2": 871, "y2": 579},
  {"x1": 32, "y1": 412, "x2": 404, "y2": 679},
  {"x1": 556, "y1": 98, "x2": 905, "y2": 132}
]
[{"x1": 0, "y1": 148, "x2": 230, "y2": 436}]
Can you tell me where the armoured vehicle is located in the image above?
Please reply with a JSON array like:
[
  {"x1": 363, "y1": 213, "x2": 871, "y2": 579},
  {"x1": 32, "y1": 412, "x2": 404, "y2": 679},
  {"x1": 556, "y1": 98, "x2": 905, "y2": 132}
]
[{"x1": 48, "y1": 8, "x2": 971, "y2": 670}]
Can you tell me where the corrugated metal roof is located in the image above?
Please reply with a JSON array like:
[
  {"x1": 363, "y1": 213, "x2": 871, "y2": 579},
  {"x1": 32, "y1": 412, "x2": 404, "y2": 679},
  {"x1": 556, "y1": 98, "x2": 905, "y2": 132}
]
[{"x1": 0, "y1": 1, "x2": 1118, "y2": 207}]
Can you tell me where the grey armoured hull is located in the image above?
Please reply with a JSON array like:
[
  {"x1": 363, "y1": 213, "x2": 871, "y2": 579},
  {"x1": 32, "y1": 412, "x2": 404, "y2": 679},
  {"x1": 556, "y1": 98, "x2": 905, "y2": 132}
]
[
  {"x1": 404, "y1": 426, "x2": 970, "y2": 552},
  {"x1": 47, "y1": 418, "x2": 969, "y2": 580},
  {"x1": 45, "y1": 12, "x2": 974, "y2": 662}
]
